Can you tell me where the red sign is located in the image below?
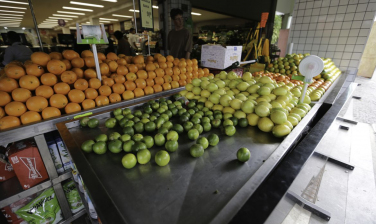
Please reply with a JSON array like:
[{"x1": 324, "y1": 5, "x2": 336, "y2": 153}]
[
  {"x1": 0, "y1": 158, "x2": 16, "y2": 182},
  {"x1": 58, "y1": 19, "x2": 66, "y2": 27},
  {"x1": 260, "y1": 12, "x2": 269, "y2": 28}
]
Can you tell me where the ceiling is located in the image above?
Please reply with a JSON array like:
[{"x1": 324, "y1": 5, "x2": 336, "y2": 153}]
[{"x1": 0, "y1": 0, "x2": 233, "y2": 30}]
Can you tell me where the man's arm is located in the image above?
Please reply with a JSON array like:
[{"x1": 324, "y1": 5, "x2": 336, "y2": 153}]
[
  {"x1": 2, "y1": 48, "x2": 13, "y2": 66},
  {"x1": 185, "y1": 52, "x2": 190, "y2": 59}
]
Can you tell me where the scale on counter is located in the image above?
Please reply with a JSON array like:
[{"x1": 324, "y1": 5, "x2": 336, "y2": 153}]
[{"x1": 296, "y1": 55, "x2": 324, "y2": 103}]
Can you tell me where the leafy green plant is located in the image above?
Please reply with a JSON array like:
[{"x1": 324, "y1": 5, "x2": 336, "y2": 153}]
[{"x1": 272, "y1": 15, "x2": 282, "y2": 44}]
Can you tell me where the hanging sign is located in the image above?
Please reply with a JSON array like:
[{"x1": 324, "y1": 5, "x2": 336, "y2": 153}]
[
  {"x1": 139, "y1": 0, "x2": 154, "y2": 31},
  {"x1": 260, "y1": 12, "x2": 269, "y2": 28}
]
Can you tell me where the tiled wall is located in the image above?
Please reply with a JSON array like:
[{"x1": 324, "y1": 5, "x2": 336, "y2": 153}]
[{"x1": 288, "y1": 0, "x2": 376, "y2": 83}]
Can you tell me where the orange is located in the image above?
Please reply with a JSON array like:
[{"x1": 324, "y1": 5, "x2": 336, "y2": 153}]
[
  {"x1": 108, "y1": 61, "x2": 118, "y2": 73},
  {"x1": 166, "y1": 55, "x2": 174, "y2": 62},
  {"x1": 100, "y1": 63, "x2": 110, "y2": 76},
  {"x1": 166, "y1": 61, "x2": 173, "y2": 68},
  {"x1": 49, "y1": 52, "x2": 63, "y2": 60},
  {"x1": 179, "y1": 74, "x2": 187, "y2": 80},
  {"x1": 186, "y1": 59, "x2": 193, "y2": 66},
  {"x1": 117, "y1": 65, "x2": 128, "y2": 76},
  {"x1": 186, "y1": 78, "x2": 192, "y2": 84},
  {"x1": 54, "y1": 83, "x2": 70, "y2": 95},
  {"x1": 40, "y1": 73, "x2": 58, "y2": 86},
  {"x1": 171, "y1": 81, "x2": 179, "y2": 89},
  {"x1": 84, "y1": 88, "x2": 98, "y2": 99},
  {"x1": 152, "y1": 84, "x2": 162, "y2": 93},
  {"x1": 95, "y1": 95, "x2": 109, "y2": 106},
  {"x1": 133, "y1": 55, "x2": 144, "y2": 64},
  {"x1": 71, "y1": 58, "x2": 85, "y2": 68},
  {"x1": 62, "y1": 50, "x2": 79, "y2": 60},
  {"x1": 61, "y1": 71, "x2": 78, "y2": 84},
  {"x1": 145, "y1": 63, "x2": 156, "y2": 71},
  {"x1": 173, "y1": 67, "x2": 180, "y2": 76},
  {"x1": 5, "y1": 101, "x2": 26, "y2": 116},
  {"x1": 178, "y1": 80, "x2": 187, "y2": 86},
  {"x1": 102, "y1": 78, "x2": 115, "y2": 87},
  {"x1": 89, "y1": 78, "x2": 101, "y2": 89},
  {"x1": 112, "y1": 83, "x2": 126, "y2": 94},
  {"x1": 26, "y1": 96, "x2": 48, "y2": 112},
  {"x1": 0, "y1": 116, "x2": 21, "y2": 130},
  {"x1": 192, "y1": 58, "x2": 198, "y2": 65},
  {"x1": 135, "y1": 79, "x2": 146, "y2": 89},
  {"x1": 31, "y1": 52, "x2": 51, "y2": 66},
  {"x1": 74, "y1": 79, "x2": 89, "y2": 91},
  {"x1": 155, "y1": 68, "x2": 165, "y2": 77},
  {"x1": 82, "y1": 99, "x2": 96, "y2": 110},
  {"x1": 81, "y1": 50, "x2": 93, "y2": 58},
  {"x1": 163, "y1": 75, "x2": 172, "y2": 83},
  {"x1": 68, "y1": 89, "x2": 85, "y2": 103},
  {"x1": 154, "y1": 53, "x2": 162, "y2": 61},
  {"x1": 107, "y1": 52, "x2": 118, "y2": 61},
  {"x1": 124, "y1": 81, "x2": 136, "y2": 91},
  {"x1": 122, "y1": 90, "x2": 134, "y2": 100},
  {"x1": 20, "y1": 111, "x2": 42, "y2": 124},
  {"x1": 147, "y1": 71, "x2": 156, "y2": 79},
  {"x1": 49, "y1": 94, "x2": 68, "y2": 109},
  {"x1": 154, "y1": 77, "x2": 164, "y2": 85},
  {"x1": 26, "y1": 64, "x2": 44, "y2": 77},
  {"x1": 159, "y1": 62, "x2": 167, "y2": 69},
  {"x1": 133, "y1": 88, "x2": 144, "y2": 97},
  {"x1": 186, "y1": 66, "x2": 193, "y2": 73},
  {"x1": 84, "y1": 69, "x2": 97, "y2": 79},
  {"x1": 162, "y1": 83, "x2": 172, "y2": 91},
  {"x1": 71, "y1": 68, "x2": 84, "y2": 79},
  {"x1": 164, "y1": 67, "x2": 173, "y2": 76},
  {"x1": 203, "y1": 68, "x2": 210, "y2": 75},
  {"x1": 19, "y1": 75, "x2": 40, "y2": 90},
  {"x1": 144, "y1": 86, "x2": 154, "y2": 95},
  {"x1": 178, "y1": 61, "x2": 186, "y2": 68},
  {"x1": 126, "y1": 72, "x2": 137, "y2": 81},
  {"x1": 11, "y1": 88, "x2": 31, "y2": 102},
  {"x1": 47, "y1": 59, "x2": 66, "y2": 75},
  {"x1": 97, "y1": 52, "x2": 106, "y2": 61},
  {"x1": 35, "y1": 85, "x2": 54, "y2": 99},
  {"x1": 104, "y1": 59, "x2": 112, "y2": 64},
  {"x1": 146, "y1": 55, "x2": 154, "y2": 63},
  {"x1": 65, "y1": 102, "x2": 81, "y2": 114},
  {"x1": 113, "y1": 75, "x2": 126, "y2": 84},
  {"x1": 208, "y1": 73, "x2": 214, "y2": 78},
  {"x1": 84, "y1": 57, "x2": 96, "y2": 68},
  {"x1": 109, "y1": 93, "x2": 121, "y2": 103},
  {"x1": 153, "y1": 62, "x2": 160, "y2": 69},
  {"x1": 41, "y1": 107, "x2": 61, "y2": 119},
  {"x1": 173, "y1": 58, "x2": 180, "y2": 67},
  {"x1": 0, "y1": 107, "x2": 4, "y2": 119},
  {"x1": 136, "y1": 70, "x2": 148, "y2": 79},
  {"x1": 117, "y1": 58, "x2": 127, "y2": 65},
  {"x1": 193, "y1": 65, "x2": 198, "y2": 71},
  {"x1": 0, "y1": 91, "x2": 11, "y2": 106},
  {"x1": 198, "y1": 68, "x2": 205, "y2": 77},
  {"x1": 172, "y1": 75, "x2": 180, "y2": 81},
  {"x1": 125, "y1": 56, "x2": 133, "y2": 64},
  {"x1": 127, "y1": 64, "x2": 138, "y2": 73},
  {"x1": 63, "y1": 59, "x2": 71, "y2": 70},
  {"x1": 158, "y1": 56, "x2": 166, "y2": 63},
  {"x1": 180, "y1": 67, "x2": 187, "y2": 74},
  {"x1": 5, "y1": 66, "x2": 25, "y2": 79},
  {"x1": 98, "y1": 85, "x2": 112, "y2": 96},
  {"x1": 146, "y1": 78, "x2": 154, "y2": 86}
]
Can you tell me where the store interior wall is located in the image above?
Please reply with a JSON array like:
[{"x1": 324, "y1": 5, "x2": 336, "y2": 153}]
[
  {"x1": 357, "y1": 21, "x2": 376, "y2": 78},
  {"x1": 287, "y1": 0, "x2": 376, "y2": 85}
]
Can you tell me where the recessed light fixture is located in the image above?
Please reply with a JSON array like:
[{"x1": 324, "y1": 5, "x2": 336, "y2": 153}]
[
  {"x1": 152, "y1": 6, "x2": 158, "y2": 9},
  {"x1": 191, "y1": 12, "x2": 201, "y2": 16},
  {"x1": 69, "y1": 27, "x2": 77, "y2": 29},
  {"x1": 62, "y1": 6, "x2": 93, "y2": 12},
  {"x1": 0, "y1": 5, "x2": 26, "y2": 9},
  {"x1": 100, "y1": 21, "x2": 110, "y2": 23},
  {"x1": 57, "y1": 11, "x2": 85, "y2": 15},
  {"x1": 101, "y1": 0, "x2": 117, "y2": 2},
  {"x1": 53, "y1": 14, "x2": 78, "y2": 18},
  {"x1": 70, "y1": 1, "x2": 104, "y2": 8},
  {"x1": 112, "y1": 14, "x2": 132, "y2": 18},
  {"x1": 0, "y1": 9, "x2": 25, "y2": 13},
  {"x1": 49, "y1": 17, "x2": 73, "y2": 20},
  {"x1": 0, "y1": 13, "x2": 23, "y2": 16},
  {"x1": 85, "y1": 22, "x2": 90, "y2": 23},
  {"x1": 99, "y1": 18, "x2": 118, "y2": 21},
  {"x1": 4, "y1": 26, "x2": 7, "y2": 29},
  {"x1": 129, "y1": 9, "x2": 139, "y2": 12},
  {"x1": 0, "y1": 0, "x2": 28, "y2": 5}
]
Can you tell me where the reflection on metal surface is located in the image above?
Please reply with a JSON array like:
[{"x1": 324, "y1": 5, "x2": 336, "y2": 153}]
[{"x1": 301, "y1": 165, "x2": 325, "y2": 203}]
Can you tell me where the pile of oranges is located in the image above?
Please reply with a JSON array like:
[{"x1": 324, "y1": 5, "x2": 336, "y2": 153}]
[{"x1": 0, "y1": 50, "x2": 213, "y2": 130}]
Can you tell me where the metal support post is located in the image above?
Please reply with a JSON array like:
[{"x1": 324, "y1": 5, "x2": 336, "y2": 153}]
[{"x1": 28, "y1": 0, "x2": 43, "y2": 51}]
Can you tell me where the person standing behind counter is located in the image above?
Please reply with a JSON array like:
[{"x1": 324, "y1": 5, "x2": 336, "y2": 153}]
[
  {"x1": 2, "y1": 31, "x2": 33, "y2": 65},
  {"x1": 128, "y1": 28, "x2": 138, "y2": 56},
  {"x1": 168, "y1": 8, "x2": 192, "y2": 59},
  {"x1": 114, "y1": 31, "x2": 131, "y2": 56}
]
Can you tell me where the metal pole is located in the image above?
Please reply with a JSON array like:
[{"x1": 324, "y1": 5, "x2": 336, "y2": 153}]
[
  {"x1": 148, "y1": 34, "x2": 150, "y2": 55},
  {"x1": 28, "y1": 0, "x2": 43, "y2": 51},
  {"x1": 132, "y1": 0, "x2": 137, "y2": 33}
]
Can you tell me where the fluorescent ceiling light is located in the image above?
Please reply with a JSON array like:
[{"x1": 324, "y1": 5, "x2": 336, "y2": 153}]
[
  {"x1": 0, "y1": 9, "x2": 24, "y2": 13},
  {"x1": 69, "y1": 27, "x2": 77, "y2": 29},
  {"x1": 99, "y1": 18, "x2": 118, "y2": 21},
  {"x1": 152, "y1": 5, "x2": 158, "y2": 9},
  {"x1": 46, "y1": 19, "x2": 58, "y2": 21},
  {"x1": 22, "y1": 27, "x2": 25, "y2": 29},
  {"x1": 100, "y1": 21, "x2": 110, "y2": 23},
  {"x1": 53, "y1": 14, "x2": 78, "y2": 18},
  {"x1": 1, "y1": 16, "x2": 23, "y2": 19},
  {"x1": 129, "y1": 9, "x2": 139, "y2": 12},
  {"x1": 276, "y1": 11, "x2": 284, "y2": 16},
  {"x1": 191, "y1": 12, "x2": 201, "y2": 16},
  {"x1": 86, "y1": 22, "x2": 90, "y2": 23},
  {"x1": 57, "y1": 11, "x2": 85, "y2": 15},
  {"x1": 0, "y1": 5, "x2": 26, "y2": 9},
  {"x1": 70, "y1": 1, "x2": 103, "y2": 8},
  {"x1": 49, "y1": 17, "x2": 73, "y2": 20},
  {"x1": 0, "y1": 0, "x2": 28, "y2": 5},
  {"x1": 0, "y1": 13, "x2": 23, "y2": 16},
  {"x1": 112, "y1": 14, "x2": 132, "y2": 18},
  {"x1": 63, "y1": 6, "x2": 93, "y2": 12},
  {"x1": 0, "y1": 18, "x2": 22, "y2": 20},
  {"x1": 101, "y1": 0, "x2": 117, "y2": 2}
]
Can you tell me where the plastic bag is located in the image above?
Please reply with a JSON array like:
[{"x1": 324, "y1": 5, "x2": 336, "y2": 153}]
[{"x1": 63, "y1": 180, "x2": 84, "y2": 213}]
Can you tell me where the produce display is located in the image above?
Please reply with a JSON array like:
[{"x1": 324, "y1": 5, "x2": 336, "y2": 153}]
[{"x1": 0, "y1": 51, "x2": 212, "y2": 130}]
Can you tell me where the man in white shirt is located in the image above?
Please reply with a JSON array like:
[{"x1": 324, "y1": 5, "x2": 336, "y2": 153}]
[
  {"x1": 2, "y1": 31, "x2": 33, "y2": 65},
  {"x1": 128, "y1": 28, "x2": 138, "y2": 55}
]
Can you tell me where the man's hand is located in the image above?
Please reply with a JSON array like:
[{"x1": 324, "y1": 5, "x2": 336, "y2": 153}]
[{"x1": 185, "y1": 52, "x2": 191, "y2": 59}]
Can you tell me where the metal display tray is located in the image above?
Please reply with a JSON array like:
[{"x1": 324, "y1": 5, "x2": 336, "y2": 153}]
[{"x1": 56, "y1": 95, "x2": 323, "y2": 224}]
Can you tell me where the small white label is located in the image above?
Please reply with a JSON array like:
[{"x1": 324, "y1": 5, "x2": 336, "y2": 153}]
[{"x1": 11, "y1": 156, "x2": 19, "y2": 164}]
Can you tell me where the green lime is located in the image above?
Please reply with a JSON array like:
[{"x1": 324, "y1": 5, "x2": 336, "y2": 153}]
[
  {"x1": 124, "y1": 120, "x2": 135, "y2": 127},
  {"x1": 178, "y1": 108, "x2": 187, "y2": 116},
  {"x1": 149, "y1": 115, "x2": 157, "y2": 122},
  {"x1": 132, "y1": 134, "x2": 144, "y2": 142},
  {"x1": 188, "y1": 108, "x2": 196, "y2": 116},
  {"x1": 202, "y1": 122, "x2": 211, "y2": 132},
  {"x1": 211, "y1": 119, "x2": 221, "y2": 128},
  {"x1": 183, "y1": 121, "x2": 194, "y2": 131},
  {"x1": 125, "y1": 114, "x2": 134, "y2": 119},
  {"x1": 193, "y1": 113, "x2": 202, "y2": 119},
  {"x1": 154, "y1": 133, "x2": 166, "y2": 146},
  {"x1": 109, "y1": 132, "x2": 121, "y2": 141},
  {"x1": 156, "y1": 117, "x2": 165, "y2": 129},
  {"x1": 167, "y1": 100, "x2": 173, "y2": 104},
  {"x1": 80, "y1": 117, "x2": 90, "y2": 127},
  {"x1": 165, "y1": 140, "x2": 178, "y2": 152},
  {"x1": 144, "y1": 107, "x2": 153, "y2": 114},
  {"x1": 224, "y1": 125, "x2": 236, "y2": 136},
  {"x1": 201, "y1": 117, "x2": 210, "y2": 123},
  {"x1": 188, "y1": 129, "x2": 199, "y2": 140},
  {"x1": 105, "y1": 118, "x2": 117, "y2": 128},
  {"x1": 108, "y1": 139, "x2": 122, "y2": 153},
  {"x1": 95, "y1": 134, "x2": 108, "y2": 142},
  {"x1": 87, "y1": 118, "x2": 99, "y2": 128},
  {"x1": 123, "y1": 140, "x2": 135, "y2": 152},
  {"x1": 187, "y1": 101, "x2": 196, "y2": 108},
  {"x1": 115, "y1": 115, "x2": 124, "y2": 121},
  {"x1": 113, "y1": 108, "x2": 122, "y2": 116},
  {"x1": 179, "y1": 115, "x2": 189, "y2": 123},
  {"x1": 164, "y1": 110, "x2": 173, "y2": 118},
  {"x1": 190, "y1": 144, "x2": 204, "y2": 158},
  {"x1": 196, "y1": 137, "x2": 209, "y2": 149},
  {"x1": 223, "y1": 113, "x2": 233, "y2": 120},
  {"x1": 155, "y1": 150, "x2": 170, "y2": 166},
  {"x1": 205, "y1": 111, "x2": 213, "y2": 116},
  {"x1": 142, "y1": 113, "x2": 150, "y2": 119},
  {"x1": 214, "y1": 113, "x2": 223, "y2": 120},
  {"x1": 120, "y1": 134, "x2": 131, "y2": 142},
  {"x1": 119, "y1": 118, "x2": 129, "y2": 127},
  {"x1": 182, "y1": 112, "x2": 191, "y2": 119},
  {"x1": 172, "y1": 124, "x2": 184, "y2": 134},
  {"x1": 122, "y1": 108, "x2": 132, "y2": 116},
  {"x1": 208, "y1": 134, "x2": 219, "y2": 146},
  {"x1": 230, "y1": 117, "x2": 238, "y2": 126},
  {"x1": 81, "y1": 140, "x2": 95, "y2": 153},
  {"x1": 238, "y1": 118, "x2": 248, "y2": 127},
  {"x1": 132, "y1": 141, "x2": 147, "y2": 153},
  {"x1": 145, "y1": 122, "x2": 156, "y2": 132},
  {"x1": 162, "y1": 121, "x2": 173, "y2": 130},
  {"x1": 160, "y1": 113, "x2": 169, "y2": 122},
  {"x1": 137, "y1": 149, "x2": 151, "y2": 164},
  {"x1": 151, "y1": 102, "x2": 160, "y2": 110},
  {"x1": 158, "y1": 127, "x2": 169, "y2": 135},
  {"x1": 143, "y1": 136, "x2": 154, "y2": 148},
  {"x1": 193, "y1": 124, "x2": 203, "y2": 134},
  {"x1": 157, "y1": 108, "x2": 166, "y2": 114},
  {"x1": 134, "y1": 110, "x2": 143, "y2": 117},
  {"x1": 172, "y1": 93, "x2": 181, "y2": 100},
  {"x1": 237, "y1": 147, "x2": 251, "y2": 162},
  {"x1": 159, "y1": 98, "x2": 166, "y2": 103},
  {"x1": 134, "y1": 122, "x2": 144, "y2": 133},
  {"x1": 133, "y1": 117, "x2": 141, "y2": 123},
  {"x1": 223, "y1": 119, "x2": 234, "y2": 126},
  {"x1": 141, "y1": 118, "x2": 150, "y2": 124},
  {"x1": 122, "y1": 153, "x2": 137, "y2": 169},
  {"x1": 191, "y1": 116, "x2": 201, "y2": 125},
  {"x1": 123, "y1": 126, "x2": 134, "y2": 136},
  {"x1": 93, "y1": 142, "x2": 107, "y2": 154},
  {"x1": 166, "y1": 130, "x2": 179, "y2": 141}
]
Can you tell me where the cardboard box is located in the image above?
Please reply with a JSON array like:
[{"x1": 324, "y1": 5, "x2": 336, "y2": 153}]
[
  {"x1": 201, "y1": 45, "x2": 242, "y2": 70},
  {"x1": 8, "y1": 140, "x2": 49, "y2": 190},
  {"x1": 0, "y1": 157, "x2": 16, "y2": 182}
]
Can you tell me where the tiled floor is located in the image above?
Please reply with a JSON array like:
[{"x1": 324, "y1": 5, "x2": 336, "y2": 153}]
[{"x1": 265, "y1": 74, "x2": 376, "y2": 224}]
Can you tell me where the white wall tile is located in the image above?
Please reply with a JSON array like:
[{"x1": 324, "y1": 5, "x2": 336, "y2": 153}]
[
  {"x1": 344, "y1": 13, "x2": 355, "y2": 21},
  {"x1": 359, "y1": 0, "x2": 368, "y2": 3},
  {"x1": 311, "y1": 51, "x2": 319, "y2": 55},
  {"x1": 343, "y1": 52, "x2": 352, "y2": 59},
  {"x1": 323, "y1": 30, "x2": 332, "y2": 37},
  {"x1": 342, "y1": 21, "x2": 353, "y2": 29},
  {"x1": 330, "y1": 0, "x2": 340, "y2": 6},
  {"x1": 352, "y1": 52, "x2": 362, "y2": 59},
  {"x1": 329, "y1": 37, "x2": 339, "y2": 45},
  {"x1": 349, "y1": 0, "x2": 359, "y2": 4},
  {"x1": 329, "y1": 6, "x2": 338, "y2": 14},
  {"x1": 367, "y1": 3, "x2": 376, "y2": 11},
  {"x1": 325, "y1": 22, "x2": 334, "y2": 29},
  {"x1": 313, "y1": 38, "x2": 322, "y2": 44},
  {"x1": 334, "y1": 52, "x2": 344, "y2": 59},
  {"x1": 314, "y1": 1, "x2": 322, "y2": 8},
  {"x1": 327, "y1": 15, "x2": 336, "y2": 22},
  {"x1": 312, "y1": 44, "x2": 320, "y2": 50},
  {"x1": 308, "y1": 31, "x2": 316, "y2": 37},
  {"x1": 339, "y1": 37, "x2": 349, "y2": 44},
  {"x1": 300, "y1": 30, "x2": 308, "y2": 37},
  {"x1": 354, "y1": 12, "x2": 365, "y2": 20},
  {"x1": 364, "y1": 11, "x2": 376, "y2": 20},
  {"x1": 303, "y1": 17, "x2": 311, "y2": 23},
  {"x1": 349, "y1": 29, "x2": 360, "y2": 37},
  {"x1": 340, "y1": 29, "x2": 350, "y2": 36},
  {"x1": 326, "y1": 52, "x2": 335, "y2": 58},
  {"x1": 356, "y1": 36, "x2": 368, "y2": 45},
  {"x1": 299, "y1": 37, "x2": 306, "y2": 43},
  {"x1": 306, "y1": 1, "x2": 314, "y2": 8},
  {"x1": 296, "y1": 17, "x2": 303, "y2": 24},
  {"x1": 322, "y1": 37, "x2": 330, "y2": 44},
  {"x1": 309, "y1": 23, "x2": 317, "y2": 30},
  {"x1": 333, "y1": 21, "x2": 343, "y2": 28},
  {"x1": 318, "y1": 15, "x2": 328, "y2": 22},
  {"x1": 347, "y1": 37, "x2": 357, "y2": 44},
  {"x1": 317, "y1": 23, "x2": 325, "y2": 30},
  {"x1": 306, "y1": 37, "x2": 314, "y2": 43},
  {"x1": 340, "y1": 60, "x2": 350, "y2": 67},
  {"x1": 345, "y1": 44, "x2": 355, "y2": 52},
  {"x1": 337, "y1": 6, "x2": 347, "y2": 14},
  {"x1": 318, "y1": 51, "x2": 327, "y2": 56},
  {"x1": 351, "y1": 20, "x2": 362, "y2": 28},
  {"x1": 335, "y1": 13, "x2": 345, "y2": 21},
  {"x1": 316, "y1": 30, "x2": 324, "y2": 37},
  {"x1": 311, "y1": 16, "x2": 319, "y2": 23},
  {"x1": 320, "y1": 7, "x2": 329, "y2": 15},
  {"x1": 359, "y1": 29, "x2": 370, "y2": 36},
  {"x1": 295, "y1": 24, "x2": 302, "y2": 30},
  {"x1": 312, "y1": 8, "x2": 320, "y2": 15},
  {"x1": 354, "y1": 44, "x2": 364, "y2": 52},
  {"x1": 298, "y1": 10, "x2": 305, "y2": 16},
  {"x1": 333, "y1": 59, "x2": 341, "y2": 66},
  {"x1": 339, "y1": 0, "x2": 350, "y2": 5},
  {"x1": 332, "y1": 30, "x2": 341, "y2": 36},
  {"x1": 305, "y1": 9, "x2": 313, "y2": 16},
  {"x1": 322, "y1": 0, "x2": 330, "y2": 7},
  {"x1": 304, "y1": 44, "x2": 312, "y2": 51},
  {"x1": 346, "y1": 5, "x2": 357, "y2": 13},
  {"x1": 356, "y1": 3, "x2": 368, "y2": 12},
  {"x1": 349, "y1": 60, "x2": 359, "y2": 67},
  {"x1": 299, "y1": 2, "x2": 307, "y2": 9},
  {"x1": 319, "y1": 44, "x2": 328, "y2": 51},
  {"x1": 328, "y1": 45, "x2": 337, "y2": 51},
  {"x1": 361, "y1": 20, "x2": 373, "y2": 29}
]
